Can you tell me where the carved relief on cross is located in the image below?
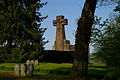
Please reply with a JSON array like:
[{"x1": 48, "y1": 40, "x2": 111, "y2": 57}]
[{"x1": 53, "y1": 16, "x2": 68, "y2": 29}]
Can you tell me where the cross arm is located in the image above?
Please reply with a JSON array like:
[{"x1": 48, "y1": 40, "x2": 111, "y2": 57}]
[
  {"x1": 60, "y1": 19, "x2": 68, "y2": 25},
  {"x1": 53, "y1": 19, "x2": 59, "y2": 26}
]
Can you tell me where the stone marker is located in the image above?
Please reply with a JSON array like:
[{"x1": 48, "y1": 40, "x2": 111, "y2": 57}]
[
  {"x1": 31, "y1": 60, "x2": 35, "y2": 64},
  {"x1": 14, "y1": 64, "x2": 20, "y2": 76},
  {"x1": 52, "y1": 15, "x2": 74, "y2": 51},
  {"x1": 35, "y1": 60, "x2": 39, "y2": 65},
  {"x1": 20, "y1": 64, "x2": 27, "y2": 77},
  {"x1": 27, "y1": 64, "x2": 34, "y2": 76},
  {"x1": 26, "y1": 60, "x2": 30, "y2": 64}
]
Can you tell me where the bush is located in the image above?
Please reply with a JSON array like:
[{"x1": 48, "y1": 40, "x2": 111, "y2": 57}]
[{"x1": 104, "y1": 70, "x2": 120, "y2": 80}]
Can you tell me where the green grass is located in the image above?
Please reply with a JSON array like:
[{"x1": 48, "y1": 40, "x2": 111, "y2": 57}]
[
  {"x1": 89, "y1": 63, "x2": 106, "y2": 66},
  {"x1": 0, "y1": 62, "x2": 72, "y2": 75},
  {"x1": 33, "y1": 62, "x2": 72, "y2": 75},
  {"x1": 0, "y1": 62, "x2": 72, "y2": 80},
  {"x1": 0, "y1": 62, "x2": 120, "y2": 80},
  {"x1": 34, "y1": 62, "x2": 72, "y2": 70}
]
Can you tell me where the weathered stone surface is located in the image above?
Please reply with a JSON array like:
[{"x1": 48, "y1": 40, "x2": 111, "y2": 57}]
[
  {"x1": 35, "y1": 60, "x2": 39, "y2": 65},
  {"x1": 31, "y1": 60, "x2": 35, "y2": 64},
  {"x1": 52, "y1": 15, "x2": 74, "y2": 51},
  {"x1": 26, "y1": 60, "x2": 30, "y2": 64},
  {"x1": 14, "y1": 64, "x2": 20, "y2": 76},
  {"x1": 26, "y1": 64, "x2": 34, "y2": 76},
  {"x1": 20, "y1": 64, "x2": 27, "y2": 77}
]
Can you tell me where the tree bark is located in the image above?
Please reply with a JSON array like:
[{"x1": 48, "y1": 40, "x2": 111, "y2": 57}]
[{"x1": 71, "y1": 0, "x2": 97, "y2": 80}]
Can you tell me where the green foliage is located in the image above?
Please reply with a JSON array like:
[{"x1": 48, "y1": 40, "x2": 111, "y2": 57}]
[
  {"x1": 91, "y1": 16, "x2": 109, "y2": 45},
  {"x1": 114, "y1": 1, "x2": 120, "y2": 12},
  {"x1": 92, "y1": 15, "x2": 120, "y2": 67},
  {"x1": 0, "y1": 0, "x2": 48, "y2": 62}
]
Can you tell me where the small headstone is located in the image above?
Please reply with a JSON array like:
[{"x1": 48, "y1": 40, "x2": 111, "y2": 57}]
[
  {"x1": 21, "y1": 64, "x2": 27, "y2": 77},
  {"x1": 35, "y1": 60, "x2": 39, "y2": 65},
  {"x1": 27, "y1": 64, "x2": 34, "y2": 76},
  {"x1": 26, "y1": 60, "x2": 30, "y2": 64},
  {"x1": 14, "y1": 64, "x2": 20, "y2": 76},
  {"x1": 31, "y1": 60, "x2": 35, "y2": 64}
]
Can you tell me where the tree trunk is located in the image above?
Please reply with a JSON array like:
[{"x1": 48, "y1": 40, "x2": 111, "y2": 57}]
[{"x1": 71, "y1": 0, "x2": 97, "y2": 80}]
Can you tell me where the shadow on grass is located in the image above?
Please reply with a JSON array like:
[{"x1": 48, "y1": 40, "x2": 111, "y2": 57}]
[
  {"x1": 1, "y1": 67, "x2": 120, "y2": 80},
  {"x1": 48, "y1": 67, "x2": 72, "y2": 75},
  {"x1": 0, "y1": 67, "x2": 71, "y2": 80}
]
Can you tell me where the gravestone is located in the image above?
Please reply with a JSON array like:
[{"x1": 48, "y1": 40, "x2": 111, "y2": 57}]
[
  {"x1": 14, "y1": 64, "x2": 20, "y2": 76},
  {"x1": 26, "y1": 60, "x2": 31, "y2": 64},
  {"x1": 20, "y1": 64, "x2": 27, "y2": 77},
  {"x1": 52, "y1": 15, "x2": 74, "y2": 51},
  {"x1": 31, "y1": 60, "x2": 35, "y2": 64},
  {"x1": 26, "y1": 64, "x2": 34, "y2": 76},
  {"x1": 14, "y1": 64, "x2": 34, "y2": 77},
  {"x1": 35, "y1": 60, "x2": 39, "y2": 65}
]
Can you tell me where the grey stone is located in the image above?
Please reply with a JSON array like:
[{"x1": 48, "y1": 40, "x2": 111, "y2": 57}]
[
  {"x1": 20, "y1": 64, "x2": 27, "y2": 77},
  {"x1": 26, "y1": 60, "x2": 30, "y2": 64},
  {"x1": 34, "y1": 60, "x2": 39, "y2": 65},
  {"x1": 26, "y1": 64, "x2": 34, "y2": 76},
  {"x1": 31, "y1": 60, "x2": 35, "y2": 64},
  {"x1": 14, "y1": 64, "x2": 20, "y2": 76}
]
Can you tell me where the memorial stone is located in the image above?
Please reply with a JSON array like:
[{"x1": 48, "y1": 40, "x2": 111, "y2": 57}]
[
  {"x1": 27, "y1": 64, "x2": 34, "y2": 76},
  {"x1": 20, "y1": 64, "x2": 27, "y2": 77},
  {"x1": 26, "y1": 60, "x2": 30, "y2": 64},
  {"x1": 14, "y1": 64, "x2": 20, "y2": 76},
  {"x1": 52, "y1": 15, "x2": 74, "y2": 51},
  {"x1": 31, "y1": 60, "x2": 35, "y2": 64},
  {"x1": 35, "y1": 60, "x2": 39, "y2": 65}
]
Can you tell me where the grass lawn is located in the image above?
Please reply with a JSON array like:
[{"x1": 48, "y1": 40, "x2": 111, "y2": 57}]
[
  {"x1": 0, "y1": 62, "x2": 72, "y2": 73},
  {"x1": 0, "y1": 62, "x2": 72, "y2": 80},
  {"x1": 0, "y1": 62, "x2": 120, "y2": 80}
]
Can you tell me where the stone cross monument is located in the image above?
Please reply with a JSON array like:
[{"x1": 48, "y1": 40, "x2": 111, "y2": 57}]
[{"x1": 52, "y1": 15, "x2": 74, "y2": 51}]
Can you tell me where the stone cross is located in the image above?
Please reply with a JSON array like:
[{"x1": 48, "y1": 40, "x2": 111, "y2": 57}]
[{"x1": 53, "y1": 15, "x2": 68, "y2": 51}]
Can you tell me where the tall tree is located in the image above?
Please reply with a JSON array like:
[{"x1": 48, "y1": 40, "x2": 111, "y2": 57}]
[
  {"x1": 71, "y1": 0, "x2": 97, "y2": 80},
  {"x1": 0, "y1": 0, "x2": 48, "y2": 62}
]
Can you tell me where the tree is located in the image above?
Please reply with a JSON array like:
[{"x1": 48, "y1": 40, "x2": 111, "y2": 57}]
[
  {"x1": 91, "y1": 1, "x2": 120, "y2": 67},
  {"x1": 93, "y1": 15, "x2": 120, "y2": 67},
  {"x1": 0, "y1": 0, "x2": 48, "y2": 62},
  {"x1": 114, "y1": 0, "x2": 120, "y2": 12},
  {"x1": 71, "y1": 0, "x2": 97, "y2": 80}
]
